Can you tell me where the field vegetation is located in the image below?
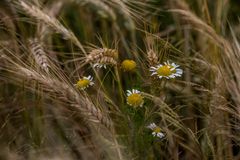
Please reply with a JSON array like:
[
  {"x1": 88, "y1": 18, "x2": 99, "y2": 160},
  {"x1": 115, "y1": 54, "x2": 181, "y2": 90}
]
[{"x1": 0, "y1": 0, "x2": 240, "y2": 159}]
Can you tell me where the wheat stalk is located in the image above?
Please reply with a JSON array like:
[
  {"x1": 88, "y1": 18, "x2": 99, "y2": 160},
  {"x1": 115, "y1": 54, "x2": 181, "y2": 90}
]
[
  {"x1": 169, "y1": 9, "x2": 233, "y2": 56},
  {"x1": 13, "y1": 65, "x2": 113, "y2": 130},
  {"x1": 28, "y1": 38, "x2": 49, "y2": 73},
  {"x1": 73, "y1": 0, "x2": 116, "y2": 21},
  {"x1": 17, "y1": 1, "x2": 86, "y2": 54},
  {"x1": 38, "y1": 1, "x2": 64, "y2": 41}
]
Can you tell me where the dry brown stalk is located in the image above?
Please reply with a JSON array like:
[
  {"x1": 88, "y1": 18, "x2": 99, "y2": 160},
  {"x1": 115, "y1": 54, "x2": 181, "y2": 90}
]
[
  {"x1": 170, "y1": 9, "x2": 233, "y2": 57},
  {"x1": 170, "y1": 0, "x2": 190, "y2": 11},
  {"x1": 169, "y1": 8, "x2": 237, "y2": 97},
  {"x1": 169, "y1": 4, "x2": 240, "y2": 159},
  {"x1": 104, "y1": 0, "x2": 135, "y2": 31}
]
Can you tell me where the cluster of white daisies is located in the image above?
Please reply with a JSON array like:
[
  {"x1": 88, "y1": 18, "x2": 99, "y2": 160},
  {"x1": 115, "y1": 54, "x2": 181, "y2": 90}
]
[{"x1": 75, "y1": 60, "x2": 183, "y2": 139}]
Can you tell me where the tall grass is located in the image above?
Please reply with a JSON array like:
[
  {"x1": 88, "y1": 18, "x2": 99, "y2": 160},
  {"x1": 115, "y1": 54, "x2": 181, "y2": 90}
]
[{"x1": 0, "y1": 0, "x2": 240, "y2": 159}]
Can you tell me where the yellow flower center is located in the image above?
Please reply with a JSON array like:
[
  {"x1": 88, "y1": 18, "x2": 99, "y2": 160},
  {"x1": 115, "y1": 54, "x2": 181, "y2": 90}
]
[
  {"x1": 157, "y1": 65, "x2": 175, "y2": 76},
  {"x1": 121, "y1": 59, "x2": 136, "y2": 72},
  {"x1": 127, "y1": 93, "x2": 143, "y2": 107},
  {"x1": 76, "y1": 79, "x2": 90, "y2": 89},
  {"x1": 153, "y1": 127, "x2": 161, "y2": 133}
]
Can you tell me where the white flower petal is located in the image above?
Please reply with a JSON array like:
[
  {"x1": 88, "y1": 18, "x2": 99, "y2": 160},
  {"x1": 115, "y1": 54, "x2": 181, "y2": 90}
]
[
  {"x1": 150, "y1": 61, "x2": 183, "y2": 79},
  {"x1": 150, "y1": 66, "x2": 157, "y2": 70},
  {"x1": 152, "y1": 132, "x2": 156, "y2": 136},
  {"x1": 151, "y1": 72, "x2": 157, "y2": 76},
  {"x1": 147, "y1": 123, "x2": 157, "y2": 130},
  {"x1": 93, "y1": 63, "x2": 98, "y2": 68},
  {"x1": 135, "y1": 90, "x2": 140, "y2": 94},
  {"x1": 126, "y1": 90, "x2": 132, "y2": 93},
  {"x1": 127, "y1": 91, "x2": 132, "y2": 96},
  {"x1": 157, "y1": 132, "x2": 165, "y2": 138}
]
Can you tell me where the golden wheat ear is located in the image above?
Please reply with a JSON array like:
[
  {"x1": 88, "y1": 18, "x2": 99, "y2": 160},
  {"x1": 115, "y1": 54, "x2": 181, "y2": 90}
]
[
  {"x1": 28, "y1": 38, "x2": 49, "y2": 73},
  {"x1": 147, "y1": 49, "x2": 159, "y2": 66},
  {"x1": 86, "y1": 48, "x2": 118, "y2": 62},
  {"x1": 86, "y1": 48, "x2": 118, "y2": 67}
]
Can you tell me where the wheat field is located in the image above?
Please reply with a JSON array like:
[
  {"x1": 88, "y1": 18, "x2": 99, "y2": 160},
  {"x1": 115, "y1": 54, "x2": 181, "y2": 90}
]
[{"x1": 0, "y1": 0, "x2": 240, "y2": 159}]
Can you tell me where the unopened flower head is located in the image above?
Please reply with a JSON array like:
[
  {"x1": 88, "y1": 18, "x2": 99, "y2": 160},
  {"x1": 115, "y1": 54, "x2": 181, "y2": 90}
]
[
  {"x1": 147, "y1": 123, "x2": 165, "y2": 138},
  {"x1": 121, "y1": 59, "x2": 136, "y2": 72},
  {"x1": 150, "y1": 61, "x2": 183, "y2": 79},
  {"x1": 126, "y1": 89, "x2": 144, "y2": 108},
  {"x1": 76, "y1": 75, "x2": 94, "y2": 90}
]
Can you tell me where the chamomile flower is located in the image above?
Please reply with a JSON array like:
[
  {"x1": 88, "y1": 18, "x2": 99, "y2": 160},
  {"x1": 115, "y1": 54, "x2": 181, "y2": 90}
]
[
  {"x1": 147, "y1": 123, "x2": 165, "y2": 138},
  {"x1": 93, "y1": 63, "x2": 107, "y2": 69},
  {"x1": 76, "y1": 75, "x2": 94, "y2": 90},
  {"x1": 150, "y1": 61, "x2": 183, "y2": 79},
  {"x1": 121, "y1": 59, "x2": 136, "y2": 72},
  {"x1": 126, "y1": 89, "x2": 144, "y2": 108}
]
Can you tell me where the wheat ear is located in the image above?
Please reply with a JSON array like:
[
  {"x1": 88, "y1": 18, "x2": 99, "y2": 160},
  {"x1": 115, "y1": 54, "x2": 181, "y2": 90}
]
[
  {"x1": 74, "y1": 0, "x2": 116, "y2": 21},
  {"x1": 28, "y1": 38, "x2": 49, "y2": 73},
  {"x1": 14, "y1": 65, "x2": 113, "y2": 130},
  {"x1": 147, "y1": 49, "x2": 158, "y2": 66},
  {"x1": 17, "y1": 1, "x2": 86, "y2": 54},
  {"x1": 86, "y1": 48, "x2": 118, "y2": 63}
]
